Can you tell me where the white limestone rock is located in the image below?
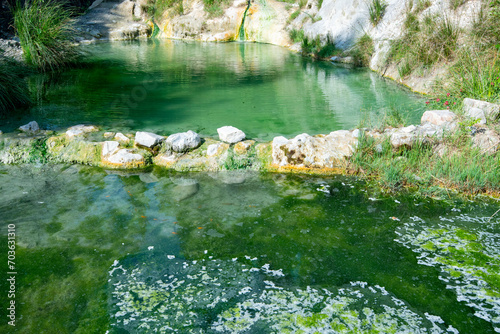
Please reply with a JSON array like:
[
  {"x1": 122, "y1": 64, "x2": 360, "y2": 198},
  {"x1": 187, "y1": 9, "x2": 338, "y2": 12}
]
[
  {"x1": 105, "y1": 149, "x2": 144, "y2": 166},
  {"x1": 102, "y1": 141, "x2": 120, "y2": 157},
  {"x1": 66, "y1": 124, "x2": 99, "y2": 138},
  {"x1": 472, "y1": 129, "x2": 500, "y2": 155},
  {"x1": 207, "y1": 143, "x2": 222, "y2": 157},
  {"x1": 217, "y1": 126, "x2": 245, "y2": 143},
  {"x1": 135, "y1": 131, "x2": 164, "y2": 148},
  {"x1": 464, "y1": 98, "x2": 500, "y2": 120},
  {"x1": 166, "y1": 130, "x2": 201, "y2": 152},
  {"x1": 103, "y1": 132, "x2": 115, "y2": 139},
  {"x1": 465, "y1": 107, "x2": 487, "y2": 125},
  {"x1": 19, "y1": 121, "x2": 39, "y2": 133},
  {"x1": 421, "y1": 110, "x2": 457, "y2": 126},
  {"x1": 272, "y1": 130, "x2": 358, "y2": 168},
  {"x1": 114, "y1": 132, "x2": 130, "y2": 144},
  {"x1": 390, "y1": 125, "x2": 417, "y2": 148}
]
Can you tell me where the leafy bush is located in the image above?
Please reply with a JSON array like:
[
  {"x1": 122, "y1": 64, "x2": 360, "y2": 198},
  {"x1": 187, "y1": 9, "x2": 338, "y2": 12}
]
[
  {"x1": 368, "y1": 0, "x2": 388, "y2": 26},
  {"x1": 13, "y1": 0, "x2": 78, "y2": 72}
]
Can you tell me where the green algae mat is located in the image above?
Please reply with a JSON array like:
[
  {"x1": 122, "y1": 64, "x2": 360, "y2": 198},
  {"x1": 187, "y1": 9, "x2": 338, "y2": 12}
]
[
  {"x1": 1, "y1": 164, "x2": 499, "y2": 333},
  {"x1": 0, "y1": 41, "x2": 424, "y2": 140}
]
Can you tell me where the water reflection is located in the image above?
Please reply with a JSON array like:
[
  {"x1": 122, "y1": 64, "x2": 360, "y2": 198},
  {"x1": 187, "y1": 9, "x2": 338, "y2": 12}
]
[{"x1": 1, "y1": 41, "x2": 424, "y2": 139}]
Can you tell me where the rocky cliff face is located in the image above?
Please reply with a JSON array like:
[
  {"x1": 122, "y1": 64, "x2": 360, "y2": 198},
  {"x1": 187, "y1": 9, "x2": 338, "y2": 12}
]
[
  {"x1": 76, "y1": 0, "x2": 482, "y2": 93},
  {"x1": 154, "y1": 0, "x2": 291, "y2": 45}
]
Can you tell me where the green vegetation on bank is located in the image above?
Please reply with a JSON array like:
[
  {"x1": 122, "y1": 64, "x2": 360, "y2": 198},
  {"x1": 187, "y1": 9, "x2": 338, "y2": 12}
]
[
  {"x1": 350, "y1": 124, "x2": 500, "y2": 196},
  {"x1": 388, "y1": 0, "x2": 500, "y2": 104},
  {"x1": 142, "y1": 0, "x2": 184, "y2": 20},
  {"x1": 12, "y1": 0, "x2": 79, "y2": 71}
]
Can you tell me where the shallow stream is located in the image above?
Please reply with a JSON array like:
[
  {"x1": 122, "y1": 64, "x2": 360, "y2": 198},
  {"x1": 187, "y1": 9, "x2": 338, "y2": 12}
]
[{"x1": 1, "y1": 164, "x2": 499, "y2": 333}]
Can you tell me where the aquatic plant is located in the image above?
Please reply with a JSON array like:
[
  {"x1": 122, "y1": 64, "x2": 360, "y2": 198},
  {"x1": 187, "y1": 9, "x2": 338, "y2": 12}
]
[
  {"x1": 109, "y1": 254, "x2": 454, "y2": 333},
  {"x1": 396, "y1": 215, "x2": 500, "y2": 331},
  {"x1": 12, "y1": 0, "x2": 79, "y2": 71}
]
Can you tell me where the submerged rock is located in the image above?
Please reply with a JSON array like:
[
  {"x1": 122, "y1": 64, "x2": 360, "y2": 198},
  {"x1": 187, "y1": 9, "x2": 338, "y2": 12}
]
[
  {"x1": 171, "y1": 178, "x2": 199, "y2": 201},
  {"x1": 272, "y1": 130, "x2": 358, "y2": 168},
  {"x1": 66, "y1": 124, "x2": 99, "y2": 138},
  {"x1": 464, "y1": 98, "x2": 500, "y2": 121},
  {"x1": 19, "y1": 121, "x2": 40, "y2": 133},
  {"x1": 165, "y1": 130, "x2": 201, "y2": 152},
  {"x1": 135, "y1": 131, "x2": 164, "y2": 148},
  {"x1": 217, "y1": 126, "x2": 246, "y2": 143}
]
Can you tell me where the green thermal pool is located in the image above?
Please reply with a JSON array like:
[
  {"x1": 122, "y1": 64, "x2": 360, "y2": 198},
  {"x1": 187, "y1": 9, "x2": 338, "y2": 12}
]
[
  {"x1": 1, "y1": 164, "x2": 500, "y2": 333},
  {"x1": 1, "y1": 40, "x2": 424, "y2": 140}
]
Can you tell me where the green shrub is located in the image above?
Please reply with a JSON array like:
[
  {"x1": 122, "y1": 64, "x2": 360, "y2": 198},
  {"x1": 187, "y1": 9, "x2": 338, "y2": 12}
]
[
  {"x1": 368, "y1": 0, "x2": 388, "y2": 26},
  {"x1": 13, "y1": 0, "x2": 78, "y2": 72},
  {"x1": 0, "y1": 61, "x2": 31, "y2": 113}
]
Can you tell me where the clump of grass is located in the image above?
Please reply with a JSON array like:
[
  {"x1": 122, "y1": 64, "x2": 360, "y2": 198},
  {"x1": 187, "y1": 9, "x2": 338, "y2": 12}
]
[
  {"x1": 142, "y1": 0, "x2": 184, "y2": 20},
  {"x1": 301, "y1": 35, "x2": 340, "y2": 58},
  {"x1": 289, "y1": 28, "x2": 305, "y2": 43},
  {"x1": 414, "y1": 0, "x2": 431, "y2": 13},
  {"x1": 450, "y1": 0, "x2": 467, "y2": 10},
  {"x1": 470, "y1": 0, "x2": 500, "y2": 49},
  {"x1": 202, "y1": 0, "x2": 230, "y2": 17},
  {"x1": 12, "y1": 0, "x2": 78, "y2": 72},
  {"x1": 348, "y1": 33, "x2": 374, "y2": 67},
  {"x1": 290, "y1": 9, "x2": 301, "y2": 21},
  {"x1": 448, "y1": 49, "x2": 500, "y2": 103},
  {"x1": 0, "y1": 61, "x2": 31, "y2": 113},
  {"x1": 368, "y1": 0, "x2": 388, "y2": 26},
  {"x1": 389, "y1": 11, "x2": 459, "y2": 77}
]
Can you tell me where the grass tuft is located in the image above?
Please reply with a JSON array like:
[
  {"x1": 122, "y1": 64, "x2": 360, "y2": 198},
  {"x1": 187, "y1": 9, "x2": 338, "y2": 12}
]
[
  {"x1": 348, "y1": 33, "x2": 374, "y2": 67},
  {"x1": 12, "y1": 0, "x2": 79, "y2": 72},
  {"x1": 368, "y1": 0, "x2": 388, "y2": 26}
]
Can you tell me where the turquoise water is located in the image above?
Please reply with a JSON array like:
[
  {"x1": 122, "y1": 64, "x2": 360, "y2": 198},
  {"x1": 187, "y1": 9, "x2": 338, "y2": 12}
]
[
  {"x1": 1, "y1": 164, "x2": 499, "y2": 333},
  {"x1": 1, "y1": 41, "x2": 424, "y2": 140}
]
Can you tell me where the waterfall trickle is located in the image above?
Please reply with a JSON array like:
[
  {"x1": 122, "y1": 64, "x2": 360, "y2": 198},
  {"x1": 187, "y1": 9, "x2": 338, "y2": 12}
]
[{"x1": 238, "y1": 0, "x2": 251, "y2": 41}]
